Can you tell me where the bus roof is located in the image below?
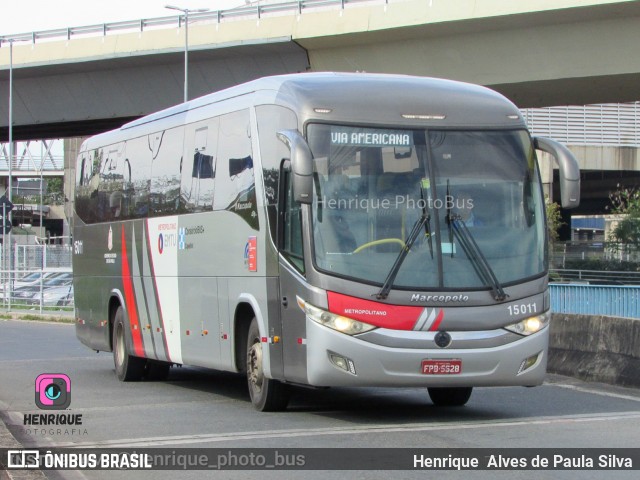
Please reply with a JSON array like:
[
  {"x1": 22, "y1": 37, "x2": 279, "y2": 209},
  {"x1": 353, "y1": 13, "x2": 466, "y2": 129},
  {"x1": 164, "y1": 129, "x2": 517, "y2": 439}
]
[{"x1": 83, "y1": 72, "x2": 525, "y2": 150}]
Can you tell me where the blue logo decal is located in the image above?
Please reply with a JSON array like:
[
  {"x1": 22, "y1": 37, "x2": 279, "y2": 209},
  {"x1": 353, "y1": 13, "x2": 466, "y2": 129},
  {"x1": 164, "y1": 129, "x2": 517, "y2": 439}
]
[{"x1": 179, "y1": 228, "x2": 186, "y2": 250}]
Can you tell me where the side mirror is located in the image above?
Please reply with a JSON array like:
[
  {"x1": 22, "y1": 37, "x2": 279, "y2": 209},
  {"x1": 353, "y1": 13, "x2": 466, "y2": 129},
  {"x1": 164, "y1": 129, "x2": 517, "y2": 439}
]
[
  {"x1": 533, "y1": 136, "x2": 580, "y2": 209},
  {"x1": 277, "y1": 130, "x2": 313, "y2": 204}
]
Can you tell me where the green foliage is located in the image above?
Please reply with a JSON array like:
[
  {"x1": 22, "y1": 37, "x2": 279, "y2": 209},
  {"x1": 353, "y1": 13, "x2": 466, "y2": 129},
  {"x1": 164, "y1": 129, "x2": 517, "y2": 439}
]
[
  {"x1": 47, "y1": 177, "x2": 63, "y2": 195},
  {"x1": 545, "y1": 197, "x2": 563, "y2": 244},
  {"x1": 607, "y1": 186, "x2": 640, "y2": 250},
  {"x1": 12, "y1": 177, "x2": 64, "y2": 206}
]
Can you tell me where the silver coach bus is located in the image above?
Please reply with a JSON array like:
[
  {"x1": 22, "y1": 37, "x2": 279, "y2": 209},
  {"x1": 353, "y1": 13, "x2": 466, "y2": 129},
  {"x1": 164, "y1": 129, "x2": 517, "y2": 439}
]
[{"x1": 73, "y1": 73, "x2": 580, "y2": 411}]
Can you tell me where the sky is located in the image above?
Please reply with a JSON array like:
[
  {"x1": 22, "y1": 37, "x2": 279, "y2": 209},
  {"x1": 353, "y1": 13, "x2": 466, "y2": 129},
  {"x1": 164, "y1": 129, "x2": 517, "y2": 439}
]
[{"x1": 0, "y1": 0, "x2": 250, "y2": 36}]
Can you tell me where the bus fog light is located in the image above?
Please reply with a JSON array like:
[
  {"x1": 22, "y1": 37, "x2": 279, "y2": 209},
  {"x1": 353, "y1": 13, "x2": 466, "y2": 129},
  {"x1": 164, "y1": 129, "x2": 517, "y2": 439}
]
[
  {"x1": 328, "y1": 352, "x2": 357, "y2": 374},
  {"x1": 505, "y1": 311, "x2": 550, "y2": 336},
  {"x1": 518, "y1": 351, "x2": 542, "y2": 374}
]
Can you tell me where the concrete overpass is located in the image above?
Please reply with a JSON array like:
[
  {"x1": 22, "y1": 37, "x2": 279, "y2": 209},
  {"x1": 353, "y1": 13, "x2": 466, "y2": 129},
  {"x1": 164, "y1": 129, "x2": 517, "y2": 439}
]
[{"x1": 1, "y1": 0, "x2": 640, "y2": 141}]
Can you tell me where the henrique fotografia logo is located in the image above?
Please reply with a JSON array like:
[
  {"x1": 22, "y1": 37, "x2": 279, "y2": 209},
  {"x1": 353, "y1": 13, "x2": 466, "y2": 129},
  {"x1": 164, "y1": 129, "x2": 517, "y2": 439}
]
[{"x1": 35, "y1": 374, "x2": 71, "y2": 410}]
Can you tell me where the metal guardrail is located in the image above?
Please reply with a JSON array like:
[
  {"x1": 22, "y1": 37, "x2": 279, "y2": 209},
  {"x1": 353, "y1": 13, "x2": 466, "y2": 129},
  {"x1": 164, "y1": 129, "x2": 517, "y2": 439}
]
[
  {"x1": 550, "y1": 283, "x2": 640, "y2": 319},
  {"x1": 0, "y1": 0, "x2": 379, "y2": 45},
  {"x1": 550, "y1": 241, "x2": 640, "y2": 268},
  {"x1": 550, "y1": 269, "x2": 640, "y2": 286}
]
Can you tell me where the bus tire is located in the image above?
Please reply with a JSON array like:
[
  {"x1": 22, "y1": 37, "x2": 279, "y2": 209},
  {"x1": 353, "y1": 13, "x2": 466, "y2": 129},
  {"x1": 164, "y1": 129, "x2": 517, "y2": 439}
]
[
  {"x1": 112, "y1": 306, "x2": 145, "y2": 382},
  {"x1": 246, "y1": 318, "x2": 289, "y2": 411},
  {"x1": 427, "y1": 387, "x2": 473, "y2": 407}
]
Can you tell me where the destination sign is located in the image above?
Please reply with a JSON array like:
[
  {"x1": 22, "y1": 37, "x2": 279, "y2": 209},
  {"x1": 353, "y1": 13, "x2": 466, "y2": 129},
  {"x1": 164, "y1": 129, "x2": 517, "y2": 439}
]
[{"x1": 331, "y1": 127, "x2": 413, "y2": 147}]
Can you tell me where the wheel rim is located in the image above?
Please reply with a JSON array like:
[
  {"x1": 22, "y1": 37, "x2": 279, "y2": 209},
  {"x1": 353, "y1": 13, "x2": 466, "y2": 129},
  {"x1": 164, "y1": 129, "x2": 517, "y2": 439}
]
[
  {"x1": 115, "y1": 322, "x2": 125, "y2": 368},
  {"x1": 248, "y1": 339, "x2": 264, "y2": 395}
]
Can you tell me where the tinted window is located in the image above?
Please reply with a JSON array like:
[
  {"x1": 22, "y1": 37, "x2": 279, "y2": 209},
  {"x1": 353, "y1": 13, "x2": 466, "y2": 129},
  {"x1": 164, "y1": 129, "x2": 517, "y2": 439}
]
[
  {"x1": 149, "y1": 128, "x2": 183, "y2": 216},
  {"x1": 256, "y1": 105, "x2": 298, "y2": 243},
  {"x1": 181, "y1": 121, "x2": 217, "y2": 213},
  {"x1": 213, "y1": 109, "x2": 258, "y2": 229}
]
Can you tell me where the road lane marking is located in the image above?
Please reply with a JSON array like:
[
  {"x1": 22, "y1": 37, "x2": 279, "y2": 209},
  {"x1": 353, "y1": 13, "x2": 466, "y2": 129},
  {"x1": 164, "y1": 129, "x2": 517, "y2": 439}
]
[
  {"x1": 550, "y1": 383, "x2": 640, "y2": 402},
  {"x1": 51, "y1": 411, "x2": 640, "y2": 448}
]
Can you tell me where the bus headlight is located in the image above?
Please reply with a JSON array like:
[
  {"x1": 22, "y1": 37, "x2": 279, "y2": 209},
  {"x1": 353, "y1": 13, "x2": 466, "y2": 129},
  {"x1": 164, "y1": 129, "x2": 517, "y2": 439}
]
[
  {"x1": 298, "y1": 298, "x2": 376, "y2": 335},
  {"x1": 504, "y1": 311, "x2": 550, "y2": 336}
]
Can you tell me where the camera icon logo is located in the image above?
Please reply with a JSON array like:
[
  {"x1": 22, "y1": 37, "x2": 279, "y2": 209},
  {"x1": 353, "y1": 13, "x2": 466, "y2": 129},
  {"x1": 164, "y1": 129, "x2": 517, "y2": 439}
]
[{"x1": 35, "y1": 374, "x2": 71, "y2": 410}]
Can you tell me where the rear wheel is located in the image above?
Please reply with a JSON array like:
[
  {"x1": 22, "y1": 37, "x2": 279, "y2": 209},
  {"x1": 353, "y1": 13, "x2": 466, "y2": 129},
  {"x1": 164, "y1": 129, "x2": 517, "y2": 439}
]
[
  {"x1": 113, "y1": 306, "x2": 146, "y2": 381},
  {"x1": 428, "y1": 387, "x2": 473, "y2": 407},
  {"x1": 246, "y1": 318, "x2": 289, "y2": 411}
]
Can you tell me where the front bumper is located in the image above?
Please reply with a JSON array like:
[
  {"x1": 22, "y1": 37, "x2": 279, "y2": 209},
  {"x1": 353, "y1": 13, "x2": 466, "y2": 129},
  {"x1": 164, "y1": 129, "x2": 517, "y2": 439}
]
[{"x1": 305, "y1": 317, "x2": 548, "y2": 388}]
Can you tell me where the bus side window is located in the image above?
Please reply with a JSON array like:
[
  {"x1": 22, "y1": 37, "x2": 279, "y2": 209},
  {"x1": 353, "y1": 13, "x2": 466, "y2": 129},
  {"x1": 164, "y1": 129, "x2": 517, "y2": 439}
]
[
  {"x1": 279, "y1": 162, "x2": 305, "y2": 274},
  {"x1": 255, "y1": 105, "x2": 298, "y2": 244},
  {"x1": 181, "y1": 124, "x2": 216, "y2": 213}
]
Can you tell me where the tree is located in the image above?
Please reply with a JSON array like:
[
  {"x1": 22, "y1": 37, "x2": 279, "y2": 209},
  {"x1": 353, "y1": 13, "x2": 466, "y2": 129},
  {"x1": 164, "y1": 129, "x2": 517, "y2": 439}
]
[
  {"x1": 45, "y1": 177, "x2": 64, "y2": 205},
  {"x1": 607, "y1": 186, "x2": 640, "y2": 251},
  {"x1": 545, "y1": 196, "x2": 563, "y2": 245}
]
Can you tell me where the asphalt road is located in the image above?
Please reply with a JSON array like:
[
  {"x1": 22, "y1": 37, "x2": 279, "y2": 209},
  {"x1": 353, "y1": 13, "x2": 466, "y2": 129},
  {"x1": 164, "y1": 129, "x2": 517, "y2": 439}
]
[{"x1": 1, "y1": 318, "x2": 639, "y2": 480}]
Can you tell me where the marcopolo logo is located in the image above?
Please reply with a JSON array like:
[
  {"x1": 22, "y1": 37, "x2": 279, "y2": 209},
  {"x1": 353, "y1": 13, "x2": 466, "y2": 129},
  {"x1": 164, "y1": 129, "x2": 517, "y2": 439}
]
[{"x1": 35, "y1": 374, "x2": 71, "y2": 410}]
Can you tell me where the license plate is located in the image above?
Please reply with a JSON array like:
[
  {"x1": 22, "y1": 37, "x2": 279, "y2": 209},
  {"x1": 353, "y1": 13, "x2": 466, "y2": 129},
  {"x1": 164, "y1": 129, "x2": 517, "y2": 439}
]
[{"x1": 421, "y1": 359, "x2": 462, "y2": 375}]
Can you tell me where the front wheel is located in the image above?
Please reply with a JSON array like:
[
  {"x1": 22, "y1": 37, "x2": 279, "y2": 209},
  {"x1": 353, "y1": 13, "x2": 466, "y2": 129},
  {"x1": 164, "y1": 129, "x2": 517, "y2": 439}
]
[
  {"x1": 246, "y1": 318, "x2": 290, "y2": 411},
  {"x1": 112, "y1": 306, "x2": 146, "y2": 382},
  {"x1": 427, "y1": 387, "x2": 473, "y2": 407}
]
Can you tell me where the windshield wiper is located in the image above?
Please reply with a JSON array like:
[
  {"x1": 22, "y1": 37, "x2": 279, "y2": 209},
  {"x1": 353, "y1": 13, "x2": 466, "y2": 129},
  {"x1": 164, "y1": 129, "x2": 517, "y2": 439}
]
[
  {"x1": 448, "y1": 213, "x2": 508, "y2": 302},
  {"x1": 420, "y1": 184, "x2": 434, "y2": 259},
  {"x1": 376, "y1": 190, "x2": 430, "y2": 300},
  {"x1": 445, "y1": 180, "x2": 456, "y2": 257}
]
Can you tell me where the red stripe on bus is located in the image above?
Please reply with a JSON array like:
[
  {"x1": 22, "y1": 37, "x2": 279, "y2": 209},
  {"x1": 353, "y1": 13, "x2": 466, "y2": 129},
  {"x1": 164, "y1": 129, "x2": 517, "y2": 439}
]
[
  {"x1": 327, "y1": 291, "x2": 423, "y2": 330},
  {"x1": 121, "y1": 226, "x2": 145, "y2": 357},
  {"x1": 429, "y1": 310, "x2": 445, "y2": 332}
]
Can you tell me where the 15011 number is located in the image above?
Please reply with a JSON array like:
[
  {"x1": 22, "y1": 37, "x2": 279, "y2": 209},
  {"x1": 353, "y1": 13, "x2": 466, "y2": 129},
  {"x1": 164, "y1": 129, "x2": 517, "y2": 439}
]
[{"x1": 507, "y1": 303, "x2": 537, "y2": 316}]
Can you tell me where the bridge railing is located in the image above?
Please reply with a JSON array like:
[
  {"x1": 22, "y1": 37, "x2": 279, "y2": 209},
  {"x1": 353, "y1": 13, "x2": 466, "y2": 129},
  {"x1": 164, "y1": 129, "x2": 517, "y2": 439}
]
[
  {"x1": 550, "y1": 283, "x2": 640, "y2": 319},
  {"x1": 0, "y1": 140, "x2": 65, "y2": 174},
  {"x1": 0, "y1": 0, "x2": 380, "y2": 45}
]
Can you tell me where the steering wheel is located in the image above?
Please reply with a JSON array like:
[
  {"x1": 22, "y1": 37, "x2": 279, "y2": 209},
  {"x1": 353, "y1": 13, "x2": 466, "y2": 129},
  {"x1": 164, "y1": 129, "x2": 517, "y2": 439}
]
[{"x1": 353, "y1": 238, "x2": 406, "y2": 254}]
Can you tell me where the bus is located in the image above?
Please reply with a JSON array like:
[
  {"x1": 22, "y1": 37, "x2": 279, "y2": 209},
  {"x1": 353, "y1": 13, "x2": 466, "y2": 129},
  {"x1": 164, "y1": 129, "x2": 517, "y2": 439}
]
[{"x1": 73, "y1": 72, "x2": 580, "y2": 411}]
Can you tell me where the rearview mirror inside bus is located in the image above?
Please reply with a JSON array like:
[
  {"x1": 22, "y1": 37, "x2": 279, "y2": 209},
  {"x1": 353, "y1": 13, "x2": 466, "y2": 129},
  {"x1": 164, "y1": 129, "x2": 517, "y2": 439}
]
[
  {"x1": 394, "y1": 146, "x2": 413, "y2": 159},
  {"x1": 277, "y1": 129, "x2": 314, "y2": 203}
]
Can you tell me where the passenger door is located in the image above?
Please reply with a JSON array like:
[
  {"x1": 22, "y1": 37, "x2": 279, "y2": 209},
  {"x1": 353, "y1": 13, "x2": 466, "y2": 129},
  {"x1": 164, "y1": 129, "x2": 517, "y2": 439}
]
[{"x1": 277, "y1": 162, "x2": 309, "y2": 384}]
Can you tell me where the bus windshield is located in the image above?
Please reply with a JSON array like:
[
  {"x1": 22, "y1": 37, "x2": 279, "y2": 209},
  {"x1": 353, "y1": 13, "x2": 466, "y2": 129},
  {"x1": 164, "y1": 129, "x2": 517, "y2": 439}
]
[{"x1": 307, "y1": 124, "x2": 546, "y2": 291}]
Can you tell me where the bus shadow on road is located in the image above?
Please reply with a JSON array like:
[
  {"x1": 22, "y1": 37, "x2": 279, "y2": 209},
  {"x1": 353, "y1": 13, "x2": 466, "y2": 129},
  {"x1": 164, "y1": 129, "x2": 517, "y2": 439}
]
[
  {"x1": 159, "y1": 366, "x2": 252, "y2": 403},
  {"x1": 286, "y1": 386, "x2": 512, "y2": 423},
  {"x1": 160, "y1": 366, "x2": 526, "y2": 423}
]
